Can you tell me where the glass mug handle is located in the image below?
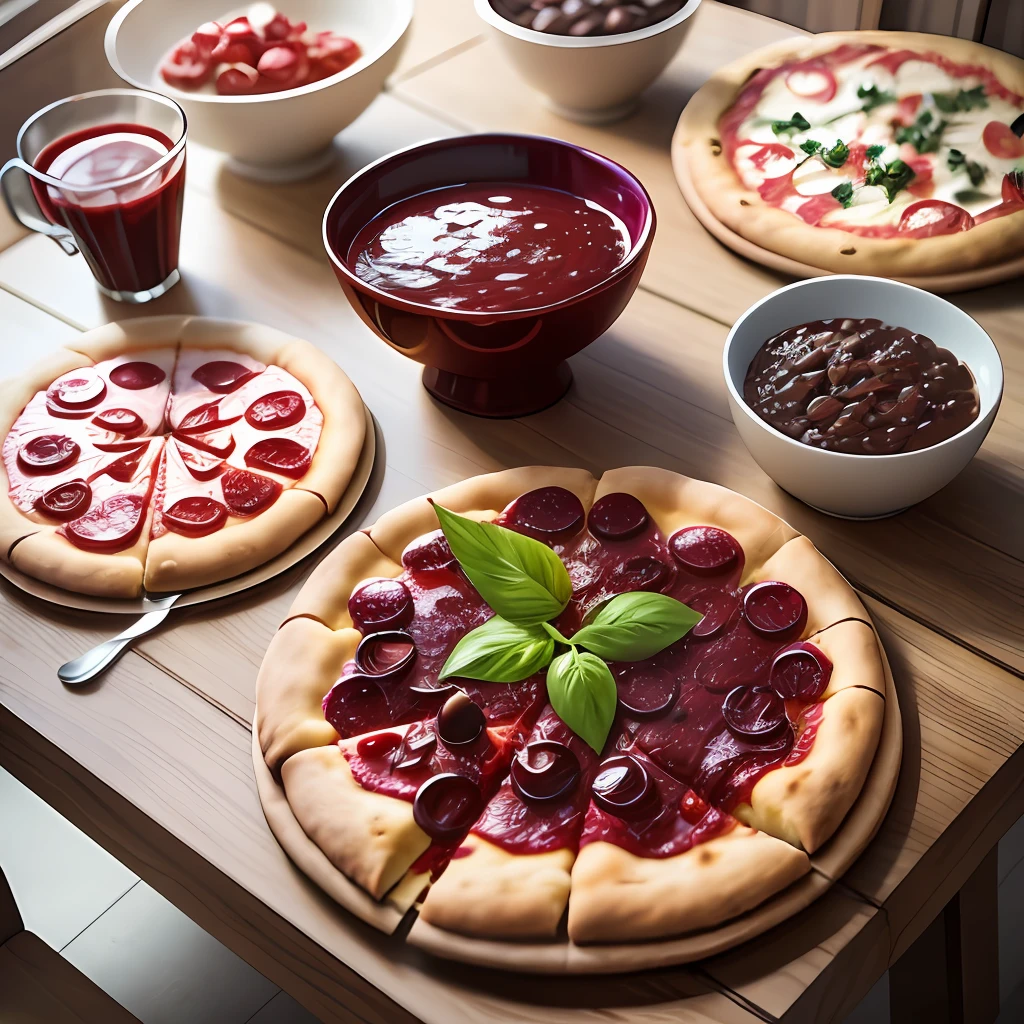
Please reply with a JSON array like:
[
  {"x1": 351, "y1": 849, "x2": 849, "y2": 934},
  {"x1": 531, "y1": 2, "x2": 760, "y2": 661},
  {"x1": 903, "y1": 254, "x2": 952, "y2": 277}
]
[{"x1": 0, "y1": 157, "x2": 78, "y2": 255}]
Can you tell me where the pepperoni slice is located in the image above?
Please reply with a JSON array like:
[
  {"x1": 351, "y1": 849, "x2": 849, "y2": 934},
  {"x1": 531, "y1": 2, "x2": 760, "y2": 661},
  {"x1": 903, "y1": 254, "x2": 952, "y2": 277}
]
[
  {"x1": 220, "y1": 468, "x2": 281, "y2": 517},
  {"x1": 175, "y1": 443, "x2": 224, "y2": 481},
  {"x1": 354, "y1": 631, "x2": 416, "y2": 678},
  {"x1": 669, "y1": 526, "x2": 740, "y2": 575},
  {"x1": 95, "y1": 445, "x2": 148, "y2": 483},
  {"x1": 18, "y1": 435, "x2": 80, "y2": 475},
  {"x1": 784, "y1": 64, "x2": 837, "y2": 103},
  {"x1": 394, "y1": 733, "x2": 439, "y2": 772},
  {"x1": 688, "y1": 588, "x2": 739, "y2": 639},
  {"x1": 505, "y1": 486, "x2": 585, "y2": 538},
  {"x1": 63, "y1": 492, "x2": 145, "y2": 552},
  {"x1": 348, "y1": 577, "x2": 414, "y2": 633},
  {"x1": 163, "y1": 496, "x2": 228, "y2": 537},
  {"x1": 983, "y1": 120, "x2": 1024, "y2": 160},
  {"x1": 174, "y1": 429, "x2": 235, "y2": 459},
  {"x1": 245, "y1": 390, "x2": 305, "y2": 431},
  {"x1": 413, "y1": 774, "x2": 484, "y2": 842},
  {"x1": 47, "y1": 370, "x2": 106, "y2": 411},
  {"x1": 617, "y1": 668, "x2": 679, "y2": 718},
  {"x1": 322, "y1": 675, "x2": 388, "y2": 737},
  {"x1": 92, "y1": 408, "x2": 145, "y2": 438},
  {"x1": 437, "y1": 692, "x2": 486, "y2": 748},
  {"x1": 176, "y1": 400, "x2": 242, "y2": 434},
  {"x1": 244, "y1": 438, "x2": 311, "y2": 479},
  {"x1": 588, "y1": 493, "x2": 649, "y2": 541},
  {"x1": 33, "y1": 479, "x2": 91, "y2": 521},
  {"x1": 742, "y1": 581, "x2": 807, "y2": 637},
  {"x1": 899, "y1": 200, "x2": 974, "y2": 238},
  {"x1": 769, "y1": 641, "x2": 833, "y2": 701},
  {"x1": 46, "y1": 398, "x2": 93, "y2": 419},
  {"x1": 401, "y1": 529, "x2": 457, "y2": 572},
  {"x1": 109, "y1": 361, "x2": 166, "y2": 390},
  {"x1": 591, "y1": 755, "x2": 655, "y2": 818},
  {"x1": 191, "y1": 361, "x2": 257, "y2": 393},
  {"x1": 612, "y1": 555, "x2": 675, "y2": 593},
  {"x1": 679, "y1": 789, "x2": 709, "y2": 825},
  {"x1": 510, "y1": 741, "x2": 581, "y2": 802},
  {"x1": 722, "y1": 686, "x2": 787, "y2": 740}
]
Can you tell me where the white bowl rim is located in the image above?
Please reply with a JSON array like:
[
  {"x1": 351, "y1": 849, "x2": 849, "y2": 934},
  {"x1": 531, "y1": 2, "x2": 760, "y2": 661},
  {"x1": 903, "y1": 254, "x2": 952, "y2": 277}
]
[
  {"x1": 722, "y1": 274, "x2": 1004, "y2": 463},
  {"x1": 474, "y1": 0, "x2": 702, "y2": 48},
  {"x1": 104, "y1": 0, "x2": 414, "y2": 105}
]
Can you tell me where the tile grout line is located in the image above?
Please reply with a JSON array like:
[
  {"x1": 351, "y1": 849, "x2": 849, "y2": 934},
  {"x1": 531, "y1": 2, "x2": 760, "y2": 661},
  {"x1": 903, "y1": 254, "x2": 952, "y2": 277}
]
[{"x1": 57, "y1": 878, "x2": 140, "y2": 953}]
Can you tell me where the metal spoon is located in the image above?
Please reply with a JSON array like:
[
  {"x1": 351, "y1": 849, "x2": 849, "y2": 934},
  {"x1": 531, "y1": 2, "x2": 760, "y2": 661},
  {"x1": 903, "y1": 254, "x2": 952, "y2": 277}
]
[{"x1": 57, "y1": 593, "x2": 182, "y2": 685}]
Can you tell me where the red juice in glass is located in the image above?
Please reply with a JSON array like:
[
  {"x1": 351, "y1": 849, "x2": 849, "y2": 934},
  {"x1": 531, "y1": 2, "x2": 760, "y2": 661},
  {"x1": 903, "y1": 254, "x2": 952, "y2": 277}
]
[{"x1": 31, "y1": 122, "x2": 185, "y2": 298}]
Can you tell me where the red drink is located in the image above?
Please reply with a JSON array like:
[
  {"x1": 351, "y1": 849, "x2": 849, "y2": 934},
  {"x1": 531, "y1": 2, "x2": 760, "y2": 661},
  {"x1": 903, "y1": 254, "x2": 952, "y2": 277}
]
[{"x1": 32, "y1": 122, "x2": 185, "y2": 298}]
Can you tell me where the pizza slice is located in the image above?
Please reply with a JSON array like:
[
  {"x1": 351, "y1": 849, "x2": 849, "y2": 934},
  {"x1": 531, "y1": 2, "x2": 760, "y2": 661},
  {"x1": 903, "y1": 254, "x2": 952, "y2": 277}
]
[
  {"x1": 566, "y1": 745, "x2": 810, "y2": 944},
  {"x1": 418, "y1": 704, "x2": 600, "y2": 938},
  {"x1": 281, "y1": 694, "x2": 531, "y2": 900}
]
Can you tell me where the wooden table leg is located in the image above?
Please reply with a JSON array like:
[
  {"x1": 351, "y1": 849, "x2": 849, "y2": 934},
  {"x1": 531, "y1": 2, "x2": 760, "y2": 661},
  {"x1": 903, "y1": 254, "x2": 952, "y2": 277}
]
[{"x1": 889, "y1": 848, "x2": 1000, "y2": 1024}]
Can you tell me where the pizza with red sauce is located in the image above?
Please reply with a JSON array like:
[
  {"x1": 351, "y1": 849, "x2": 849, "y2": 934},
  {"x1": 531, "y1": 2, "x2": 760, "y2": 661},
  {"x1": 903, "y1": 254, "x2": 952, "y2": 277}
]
[
  {"x1": 0, "y1": 317, "x2": 365, "y2": 597},
  {"x1": 256, "y1": 467, "x2": 887, "y2": 944},
  {"x1": 675, "y1": 31, "x2": 1024, "y2": 277}
]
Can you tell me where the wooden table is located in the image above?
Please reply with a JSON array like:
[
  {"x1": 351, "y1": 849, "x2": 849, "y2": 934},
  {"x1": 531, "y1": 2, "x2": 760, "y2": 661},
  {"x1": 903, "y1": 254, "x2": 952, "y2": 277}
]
[{"x1": 1, "y1": 3, "x2": 1021, "y2": 1022}]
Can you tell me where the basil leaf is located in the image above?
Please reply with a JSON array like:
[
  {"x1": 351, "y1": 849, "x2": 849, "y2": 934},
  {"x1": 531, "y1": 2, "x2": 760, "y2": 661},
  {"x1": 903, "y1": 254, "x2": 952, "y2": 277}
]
[
  {"x1": 542, "y1": 620, "x2": 570, "y2": 645},
  {"x1": 440, "y1": 615, "x2": 553, "y2": 682},
  {"x1": 771, "y1": 112, "x2": 810, "y2": 135},
  {"x1": 857, "y1": 84, "x2": 896, "y2": 112},
  {"x1": 433, "y1": 503, "x2": 571, "y2": 625},
  {"x1": 800, "y1": 139, "x2": 821, "y2": 156},
  {"x1": 866, "y1": 144, "x2": 885, "y2": 160},
  {"x1": 831, "y1": 182, "x2": 854, "y2": 208},
  {"x1": 546, "y1": 649, "x2": 617, "y2": 755},
  {"x1": 569, "y1": 591, "x2": 701, "y2": 662}
]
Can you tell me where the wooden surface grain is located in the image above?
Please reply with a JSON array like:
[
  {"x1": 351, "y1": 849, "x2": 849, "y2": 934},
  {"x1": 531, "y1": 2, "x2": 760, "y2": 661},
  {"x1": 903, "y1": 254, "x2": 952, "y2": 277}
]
[{"x1": 0, "y1": 2, "x2": 1022, "y2": 1022}]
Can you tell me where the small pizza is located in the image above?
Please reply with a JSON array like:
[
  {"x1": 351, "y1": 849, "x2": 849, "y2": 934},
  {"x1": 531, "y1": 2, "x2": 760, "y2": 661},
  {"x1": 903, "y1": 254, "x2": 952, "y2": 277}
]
[
  {"x1": 676, "y1": 31, "x2": 1024, "y2": 277},
  {"x1": 256, "y1": 467, "x2": 888, "y2": 946},
  {"x1": 0, "y1": 316, "x2": 365, "y2": 597}
]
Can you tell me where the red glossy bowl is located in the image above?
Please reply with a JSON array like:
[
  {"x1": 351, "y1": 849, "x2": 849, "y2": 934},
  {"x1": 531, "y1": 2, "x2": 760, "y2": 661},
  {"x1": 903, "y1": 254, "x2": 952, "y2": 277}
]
[{"x1": 322, "y1": 133, "x2": 655, "y2": 417}]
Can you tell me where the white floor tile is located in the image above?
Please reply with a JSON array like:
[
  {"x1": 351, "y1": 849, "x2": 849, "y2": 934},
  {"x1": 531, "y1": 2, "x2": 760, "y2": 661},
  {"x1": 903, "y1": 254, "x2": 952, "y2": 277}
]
[
  {"x1": 248, "y1": 990, "x2": 321, "y2": 1024},
  {"x1": 0, "y1": 766, "x2": 137, "y2": 949},
  {"x1": 63, "y1": 881, "x2": 278, "y2": 1024}
]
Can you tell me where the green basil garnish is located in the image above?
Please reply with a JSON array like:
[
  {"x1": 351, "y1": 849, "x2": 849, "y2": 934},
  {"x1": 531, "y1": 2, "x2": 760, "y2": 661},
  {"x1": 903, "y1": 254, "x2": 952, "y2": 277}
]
[
  {"x1": 821, "y1": 140, "x2": 850, "y2": 169},
  {"x1": 772, "y1": 112, "x2": 811, "y2": 136},
  {"x1": 857, "y1": 84, "x2": 896, "y2": 112},
  {"x1": 831, "y1": 181, "x2": 855, "y2": 208},
  {"x1": 865, "y1": 158, "x2": 916, "y2": 203},
  {"x1": 933, "y1": 85, "x2": 988, "y2": 113},
  {"x1": 800, "y1": 139, "x2": 821, "y2": 156},
  {"x1": 895, "y1": 111, "x2": 947, "y2": 154},
  {"x1": 433, "y1": 503, "x2": 571, "y2": 625},
  {"x1": 866, "y1": 144, "x2": 885, "y2": 160},
  {"x1": 569, "y1": 592, "x2": 700, "y2": 662},
  {"x1": 440, "y1": 615, "x2": 554, "y2": 683},
  {"x1": 545, "y1": 648, "x2": 617, "y2": 754}
]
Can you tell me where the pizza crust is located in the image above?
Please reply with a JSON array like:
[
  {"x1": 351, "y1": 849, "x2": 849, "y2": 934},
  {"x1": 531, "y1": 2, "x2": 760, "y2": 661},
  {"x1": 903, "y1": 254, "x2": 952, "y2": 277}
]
[
  {"x1": 280, "y1": 741, "x2": 431, "y2": 899},
  {"x1": 275, "y1": 340, "x2": 365, "y2": 513},
  {"x1": 64, "y1": 316, "x2": 191, "y2": 360},
  {"x1": 675, "y1": 30, "x2": 1024, "y2": 277},
  {"x1": 419, "y1": 833, "x2": 575, "y2": 939},
  {"x1": 814, "y1": 618, "x2": 885, "y2": 698},
  {"x1": 594, "y1": 466, "x2": 798, "y2": 583},
  {"x1": 567, "y1": 825, "x2": 810, "y2": 944},
  {"x1": 753, "y1": 535, "x2": 868, "y2": 635},
  {"x1": 369, "y1": 467, "x2": 599, "y2": 563},
  {"x1": 734, "y1": 685, "x2": 885, "y2": 852},
  {"x1": 256, "y1": 615, "x2": 356, "y2": 775},
  {"x1": 285, "y1": 530, "x2": 404, "y2": 630},
  {"x1": 143, "y1": 487, "x2": 324, "y2": 593},
  {"x1": 177, "y1": 317, "x2": 291, "y2": 364}
]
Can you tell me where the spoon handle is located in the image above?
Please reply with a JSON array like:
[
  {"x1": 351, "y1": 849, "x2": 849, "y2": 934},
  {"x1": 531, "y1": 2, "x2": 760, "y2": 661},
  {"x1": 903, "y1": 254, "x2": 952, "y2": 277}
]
[{"x1": 57, "y1": 604, "x2": 176, "y2": 685}]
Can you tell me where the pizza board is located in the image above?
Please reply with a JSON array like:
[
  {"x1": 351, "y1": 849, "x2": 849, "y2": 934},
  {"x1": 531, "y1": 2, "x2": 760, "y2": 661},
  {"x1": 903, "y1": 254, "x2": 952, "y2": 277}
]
[
  {"x1": 0, "y1": 404, "x2": 377, "y2": 615},
  {"x1": 252, "y1": 623, "x2": 901, "y2": 975},
  {"x1": 672, "y1": 100, "x2": 1024, "y2": 295}
]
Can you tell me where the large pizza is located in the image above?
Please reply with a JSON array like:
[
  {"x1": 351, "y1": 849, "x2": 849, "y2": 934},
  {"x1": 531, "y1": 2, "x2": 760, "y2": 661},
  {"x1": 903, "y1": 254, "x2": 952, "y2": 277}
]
[
  {"x1": 676, "y1": 31, "x2": 1024, "y2": 277},
  {"x1": 256, "y1": 467, "x2": 888, "y2": 948},
  {"x1": 0, "y1": 317, "x2": 365, "y2": 598}
]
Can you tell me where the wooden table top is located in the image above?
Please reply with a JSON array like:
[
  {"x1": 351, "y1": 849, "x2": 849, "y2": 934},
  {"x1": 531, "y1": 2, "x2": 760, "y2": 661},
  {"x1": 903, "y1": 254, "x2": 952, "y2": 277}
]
[{"x1": 1, "y1": 3, "x2": 1022, "y2": 1022}]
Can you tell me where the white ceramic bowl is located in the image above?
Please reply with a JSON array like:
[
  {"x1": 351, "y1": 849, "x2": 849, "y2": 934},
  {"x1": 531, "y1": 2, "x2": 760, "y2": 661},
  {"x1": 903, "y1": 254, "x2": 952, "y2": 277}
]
[
  {"x1": 723, "y1": 276, "x2": 1003, "y2": 519},
  {"x1": 474, "y1": 0, "x2": 702, "y2": 124},
  {"x1": 105, "y1": 0, "x2": 413, "y2": 181}
]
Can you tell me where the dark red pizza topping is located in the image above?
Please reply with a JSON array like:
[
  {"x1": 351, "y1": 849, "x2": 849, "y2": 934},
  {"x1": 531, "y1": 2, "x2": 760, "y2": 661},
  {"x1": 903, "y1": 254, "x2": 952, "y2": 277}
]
[
  {"x1": 510, "y1": 741, "x2": 581, "y2": 803},
  {"x1": 355, "y1": 631, "x2": 416, "y2": 678},
  {"x1": 770, "y1": 641, "x2": 833, "y2": 701},
  {"x1": 670, "y1": 526, "x2": 740, "y2": 575},
  {"x1": 743, "y1": 581, "x2": 807, "y2": 637},
  {"x1": 245, "y1": 390, "x2": 305, "y2": 430},
  {"x1": 191, "y1": 360, "x2": 257, "y2": 393},
  {"x1": 616, "y1": 667, "x2": 679, "y2": 718},
  {"x1": 163, "y1": 496, "x2": 229, "y2": 537},
  {"x1": 47, "y1": 370, "x2": 106, "y2": 411},
  {"x1": 63, "y1": 492, "x2": 145, "y2": 552},
  {"x1": 394, "y1": 732, "x2": 439, "y2": 772},
  {"x1": 348, "y1": 578, "x2": 414, "y2": 633},
  {"x1": 437, "y1": 692, "x2": 486, "y2": 748},
  {"x1": 413, "y1": 773, "x2": 485, "y2": 842},
  {"x1": 587, "y1": 492, "x2": 648, "y2": 540},
  {"x1": 324, "y1": 675, "x2": 389, "y2": 738},
  {"x1": 109, "y1": 361, "x2": 166, "y2": 390},
  {"x1": 18, "y1": 434, "x2": 80, "y2": 474},
  {"x1": 401, "y1": 529, "x2": 457, "y2": 572},
  {"x1": 502, "y1": 486, "x2": 585, "y2": 540},
  {"x1": 591, "y1": 754, "x2": 656, "y2": 818},
  {"x1": 220, "y1": 468, "x2": 281, "y2": 517},
  {"x1": 244, "y1": 437, "x2": 312, "y2": 478},
  {"x1": 33, "y1": 479, "x2": 91, "y2": 521},
  {"x1": 92, "y1": 408, "x2": 145, "y2": 438},
  {"x1": 722, "y1": 686, "x2": 788, "y2": 740}
]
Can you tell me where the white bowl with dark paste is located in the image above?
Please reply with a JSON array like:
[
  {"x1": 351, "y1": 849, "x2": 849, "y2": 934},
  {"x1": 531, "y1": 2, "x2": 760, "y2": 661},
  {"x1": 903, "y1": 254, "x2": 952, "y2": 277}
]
[{"x1": 723, "y1": 276, "x2": 1003, "y2": 519}]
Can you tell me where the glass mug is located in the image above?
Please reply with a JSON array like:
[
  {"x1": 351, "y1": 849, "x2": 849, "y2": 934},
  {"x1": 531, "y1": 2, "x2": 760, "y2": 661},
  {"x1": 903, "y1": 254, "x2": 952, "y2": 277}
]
[{"x1": 1, "y1": 89, "x2": 187, "y2": 304}]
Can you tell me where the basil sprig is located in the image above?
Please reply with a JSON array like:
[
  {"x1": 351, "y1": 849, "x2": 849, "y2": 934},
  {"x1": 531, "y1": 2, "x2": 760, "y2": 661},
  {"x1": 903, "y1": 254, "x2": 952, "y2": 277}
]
[
  {"x1": 771, "y1": 112, "x2": 810, "y2": 136},
  {"x1": 434, "y1": 505, "x2": 699, "y2": 752},
  {"x1": 933, "y1": 85, "x2": 987, "y2": 113},
  {"x1": 545, "y1": 649, "x2": 617, "y2": 757},
  {"x1": 432, "y1": 502, "x2": 570, "y2": 625}
]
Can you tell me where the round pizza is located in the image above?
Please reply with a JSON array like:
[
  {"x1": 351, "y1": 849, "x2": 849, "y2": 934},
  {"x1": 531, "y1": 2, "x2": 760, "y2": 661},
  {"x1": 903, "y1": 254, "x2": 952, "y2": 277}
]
[
  {"x1": 0, "y1": 316, "x2": 365, "y2": 598},
  {"x1": 256, "y1": 467, "x2": 888, "y2": 946},
  {"x1": 676, "y1": 31, "x2": 1024, "y2": 277}
]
